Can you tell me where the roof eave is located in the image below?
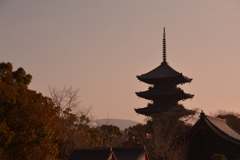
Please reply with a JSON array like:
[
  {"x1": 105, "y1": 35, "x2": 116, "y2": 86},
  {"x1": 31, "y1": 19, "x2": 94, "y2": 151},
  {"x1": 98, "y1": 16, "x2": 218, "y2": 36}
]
[{"x1": 137, "y1": 75, "x2": 192, "y2": 84}]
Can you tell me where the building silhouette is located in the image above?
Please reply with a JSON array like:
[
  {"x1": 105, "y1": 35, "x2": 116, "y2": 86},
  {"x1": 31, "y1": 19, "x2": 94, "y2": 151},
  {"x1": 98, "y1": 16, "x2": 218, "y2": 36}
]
[
  {"x1": 175, "y1": 111, "x2": 240, "y2": 160},
  {"x1": 135, "y1": 28, "x2": 194, "y2": 118}
]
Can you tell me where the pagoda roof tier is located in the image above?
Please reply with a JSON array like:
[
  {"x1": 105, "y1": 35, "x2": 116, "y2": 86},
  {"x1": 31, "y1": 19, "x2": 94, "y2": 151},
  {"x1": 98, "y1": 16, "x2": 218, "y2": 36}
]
[
  {"x1": 135, "y1": 104, "x2": 194, "y2": 116},
  {"x1": 137, "y1": 61, "x2": 192, "y2": 85},
  {"x1": 136, "y1": 89, "x2": 194, "y2": 100}
]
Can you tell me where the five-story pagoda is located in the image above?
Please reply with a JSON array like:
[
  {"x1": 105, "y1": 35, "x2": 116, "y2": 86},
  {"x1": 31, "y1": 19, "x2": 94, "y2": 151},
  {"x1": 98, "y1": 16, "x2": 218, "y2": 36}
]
[{"x1": 135, "y1": 28, "x2": 194, "y2": 117}]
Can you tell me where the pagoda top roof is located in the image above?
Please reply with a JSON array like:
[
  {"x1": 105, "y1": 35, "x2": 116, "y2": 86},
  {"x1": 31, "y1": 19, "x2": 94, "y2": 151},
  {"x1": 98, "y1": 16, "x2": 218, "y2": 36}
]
[
  {"x1": 137, "y1": 61, "x2": 192, "y2": 84},
  {"x1": 137, "y1": 61, "x2": 184, "y2": 79},
  {"x1": 136, "y1": 28, "x2": 192, "y2": 84}
]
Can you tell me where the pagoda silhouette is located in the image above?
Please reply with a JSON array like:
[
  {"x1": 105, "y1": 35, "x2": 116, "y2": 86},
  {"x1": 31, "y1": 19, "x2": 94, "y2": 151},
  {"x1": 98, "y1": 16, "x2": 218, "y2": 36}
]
[{"x1": 135, "y1": 28, "x2": 194, "y2": 117}]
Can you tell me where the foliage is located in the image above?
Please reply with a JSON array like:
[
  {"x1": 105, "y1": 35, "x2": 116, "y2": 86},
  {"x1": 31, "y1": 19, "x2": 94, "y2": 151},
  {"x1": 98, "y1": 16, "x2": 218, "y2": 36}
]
[
  {"x1": 98, "y1": 124, "x2": 123, "y2": 146},
  {"x1": 0, "y1": 62, "x2": 65, "y2": 160},
  {"x1": 211, "y1": 153, "x2": 227, "y2": 160},
  {"x1": 0, "y1": 62, "x2": 32, "y2": 86},
  {"x1": 123, "y1": 123, "x2": 147, "y2": 146}
]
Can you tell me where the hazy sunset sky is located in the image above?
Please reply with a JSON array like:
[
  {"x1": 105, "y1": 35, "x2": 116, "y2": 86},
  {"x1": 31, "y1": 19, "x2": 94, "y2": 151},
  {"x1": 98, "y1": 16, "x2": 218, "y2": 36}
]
[{"x1": 1, "y1": 0, "x2": 240, "y2": 123}]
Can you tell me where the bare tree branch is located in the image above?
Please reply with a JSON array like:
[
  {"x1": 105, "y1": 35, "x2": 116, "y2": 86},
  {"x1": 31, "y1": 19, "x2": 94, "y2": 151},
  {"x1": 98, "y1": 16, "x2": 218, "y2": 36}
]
[{"x1": 49, "y1": 86, "x2": 81, "y2": 117}]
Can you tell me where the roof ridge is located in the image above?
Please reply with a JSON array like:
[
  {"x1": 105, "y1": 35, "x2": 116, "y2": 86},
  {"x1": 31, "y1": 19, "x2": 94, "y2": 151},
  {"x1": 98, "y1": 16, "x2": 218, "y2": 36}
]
[{"x1": 206, "y1": 115, "x2": 226, "y2": 122}]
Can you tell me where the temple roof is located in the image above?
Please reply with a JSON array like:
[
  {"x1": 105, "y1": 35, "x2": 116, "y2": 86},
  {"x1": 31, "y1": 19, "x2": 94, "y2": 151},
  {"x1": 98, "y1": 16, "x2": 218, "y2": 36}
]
[
  {"x1": 175, "y1": 112, "x2": 240, "y2": 145},
  {"x1": 138, "y1": 61, "x2": 180, "y2": 79},
  {"x1": 137, "y1": 61, "x2": 192, "y2": 84},
  {"x1": 135, "y1": 104, "x2": 194, "y2": 116},
  {"x1": 207, "y1": 116, "x2": 240, "y2": 141},
  {"x1": 136, "y1": 88, "x2": 194, "y2": 100}
]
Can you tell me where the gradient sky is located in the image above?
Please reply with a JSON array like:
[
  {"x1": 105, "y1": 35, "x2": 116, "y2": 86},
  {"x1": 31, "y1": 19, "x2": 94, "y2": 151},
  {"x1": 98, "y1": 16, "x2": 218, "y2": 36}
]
[{"x1": 1, "y1": 0, "x2": 240, "y2": 123}]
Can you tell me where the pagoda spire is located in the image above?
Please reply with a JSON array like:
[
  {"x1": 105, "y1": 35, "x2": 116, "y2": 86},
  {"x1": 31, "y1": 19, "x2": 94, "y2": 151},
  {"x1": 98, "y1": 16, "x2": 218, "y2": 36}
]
[{"x1": 163, "y1": 28, "x2": 166, "y2": 62}]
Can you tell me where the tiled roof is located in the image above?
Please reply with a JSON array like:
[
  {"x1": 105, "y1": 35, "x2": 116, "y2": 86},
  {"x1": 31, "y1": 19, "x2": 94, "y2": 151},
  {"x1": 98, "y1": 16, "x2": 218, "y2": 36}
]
[
  {"x1": 206, "y1": 116, "x2": 240, "y2": 143},
  {"x1": 136, "y1": 61, "x2": 192, "y2": 84},
  {"x1": 136, "y1": 89, "x2": 193, "y2": 100},
  {"x1": 135, "y1": 104, "x2": 193, "y2": 116},
  {"x1": 138, "y1": 61, "x2": 180, "y2": 78},
  {"x1": 69, "y1": 147, "x2": 148, "y2": 160},
  {"x1": 95, "y1": 147, "x2": 147, "y2": 160},
  {"x1": 175, "y1": 112, "x2": 240, "y2": 145},
  {"x1": 68, "y1": 148, "x2": 116, "y2": 160}
]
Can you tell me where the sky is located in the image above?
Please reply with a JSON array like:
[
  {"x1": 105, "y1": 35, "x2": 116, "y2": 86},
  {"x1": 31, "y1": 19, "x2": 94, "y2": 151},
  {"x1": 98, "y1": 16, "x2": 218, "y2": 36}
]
[{"x1": 1, "y1": 0, "x2": 240, "y2": 123}]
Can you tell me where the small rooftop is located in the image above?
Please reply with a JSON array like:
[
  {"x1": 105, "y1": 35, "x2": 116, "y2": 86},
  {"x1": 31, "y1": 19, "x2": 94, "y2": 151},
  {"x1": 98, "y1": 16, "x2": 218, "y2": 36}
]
[
  {"x1": 95, "y1": 147, "x2": 147, "y2": 160},
  {"x1": 68, "y1": 148, "x2": 116, "y2": 160},
  {"x1": 69, "y1": 147, "x2": 148, "y2": 160}
]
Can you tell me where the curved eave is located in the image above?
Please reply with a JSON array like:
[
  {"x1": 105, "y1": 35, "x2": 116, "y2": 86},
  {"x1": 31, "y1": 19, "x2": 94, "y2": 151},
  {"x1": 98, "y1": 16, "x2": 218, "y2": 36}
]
[
  {"x1": 138, "y1": 61, "x2": 179, "y2": 78},
  {"x1": 136, "y1": 90, "x2": 194, "y2": 100},
  {"x1": 137, "y1": 74, "x2": 192, "y2": 85},
  {"x1": 135, "y1": 105, "x2": 194, "y2": 116},
  {"x1": 136, "y1": 61, "x2": 192, "y2": 84}
]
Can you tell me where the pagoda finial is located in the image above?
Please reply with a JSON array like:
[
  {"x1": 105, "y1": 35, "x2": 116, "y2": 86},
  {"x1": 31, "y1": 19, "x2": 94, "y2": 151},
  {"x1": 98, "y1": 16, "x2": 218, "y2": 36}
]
[
  {"x1": 163, "y1": 28, "x2": 166, "y2": 62},
  {"x1": 200, "y1": 110, "x2": 206, "y2": 119}
]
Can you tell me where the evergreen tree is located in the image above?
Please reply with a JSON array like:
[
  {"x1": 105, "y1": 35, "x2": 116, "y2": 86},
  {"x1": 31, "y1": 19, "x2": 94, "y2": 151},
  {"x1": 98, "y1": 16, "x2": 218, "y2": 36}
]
[{"x1": 0, "y1": 62, "x2": 65, "y2": 160}]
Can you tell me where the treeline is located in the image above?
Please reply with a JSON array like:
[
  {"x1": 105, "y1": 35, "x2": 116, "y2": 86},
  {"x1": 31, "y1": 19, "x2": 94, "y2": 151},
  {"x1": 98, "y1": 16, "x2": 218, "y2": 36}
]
[{"x1": 0, "y1": 62, "x2": 147, "y2": 160}]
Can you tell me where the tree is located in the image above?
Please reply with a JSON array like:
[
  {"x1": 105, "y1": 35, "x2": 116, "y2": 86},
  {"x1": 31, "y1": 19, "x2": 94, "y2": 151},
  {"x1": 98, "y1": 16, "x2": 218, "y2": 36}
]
[
  {"x1": 123, "y1": 123, "x2": 148, "y2": 146},
  {"x1": 98, "y1": 124, "x2": 123, "y2": 146},
  {"x1": 0, "y1": 62, "x2": 32, "y2": 86},
  {"x1": 142, "y1": 115, "x2": 189, "y2": 160},
  {"x1": 0, "y1": 62, "x2": 65, "y2": 160},
  {"x1": 49, "y1": 86, "x2": 81, "y2": 117},
  {"x1": 0, "y1": 62, "x2": 32, "y2": 124},
  {"x1": 211, "y1": 154, "x2": 227, "y2": 160},
  {"x1": 123, "y1": 111, "x2": 193, "y2": 160},
  {"x1": 49, "y1": 86, "x2": 92, "y2": 160}
]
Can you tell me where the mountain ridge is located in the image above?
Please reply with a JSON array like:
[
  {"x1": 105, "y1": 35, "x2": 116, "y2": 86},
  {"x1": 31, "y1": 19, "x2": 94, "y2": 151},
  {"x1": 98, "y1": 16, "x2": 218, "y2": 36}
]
[{"x1": 89, "y1": 119, "x2": 140, "y2": 130}]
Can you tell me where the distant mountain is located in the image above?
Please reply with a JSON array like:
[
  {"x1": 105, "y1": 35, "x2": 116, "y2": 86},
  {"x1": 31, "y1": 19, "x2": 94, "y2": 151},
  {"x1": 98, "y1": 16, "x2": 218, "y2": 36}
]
[{"x1": 88, "y1": 119, "x2": 140, "y2": 130}]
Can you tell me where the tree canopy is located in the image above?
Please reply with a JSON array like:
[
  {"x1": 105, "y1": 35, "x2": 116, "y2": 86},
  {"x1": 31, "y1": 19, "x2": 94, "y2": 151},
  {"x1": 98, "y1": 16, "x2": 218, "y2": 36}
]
[{"x1": 0, "y1": 62, "x2": 65, "y2": 160}]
